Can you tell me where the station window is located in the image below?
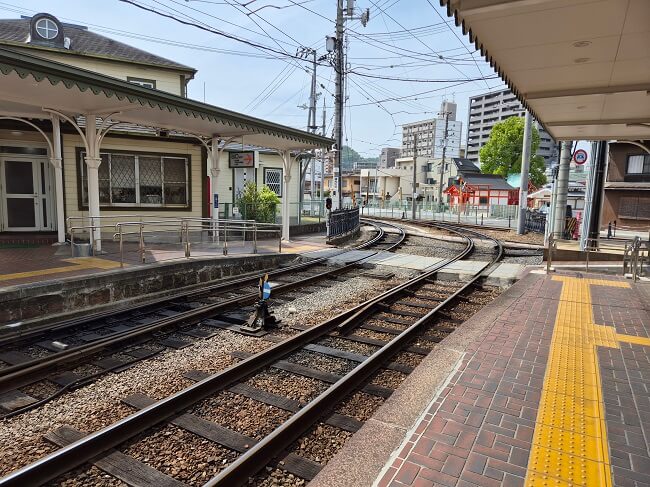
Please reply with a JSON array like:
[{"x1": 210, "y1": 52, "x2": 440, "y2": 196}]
[
  {"x1": 626, "y1": 155, "x2": 650, "y2": 174},
  {"x1": 78, "y1": 150, "x2": 189, "y2": 208},
  {"x1": 264, "y1": 167, "x2": 283, "y2": 196},
  {"x1": 127, "y1": 77, "x2": 157, "y2": 89}
]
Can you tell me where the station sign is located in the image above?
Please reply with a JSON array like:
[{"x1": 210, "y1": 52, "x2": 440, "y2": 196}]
[
  {"x1": 229, "y1": 151, "x2": 255, "y2": 168},
  {"x1": 573, "y1": 149, "x2": 588, "y2": 165},
  {"x1": 213, "y1": 193, "x2": 219, "y2": 209}
]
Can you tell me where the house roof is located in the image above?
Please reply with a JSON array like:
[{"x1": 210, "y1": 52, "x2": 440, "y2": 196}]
[
  {"x1": 0, "y1": 17, "x2": 196, "y2": 74},
  {"x1": 460, "y1": 172, "x2": 514, "y2": 190},
  {"x1": 451, "y1": 157, "x2": 481, "y2": 173}
]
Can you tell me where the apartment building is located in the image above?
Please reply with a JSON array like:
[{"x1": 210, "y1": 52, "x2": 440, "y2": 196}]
[
  {"x1": 402, "y1": 101, "x2": 462, "y2": 159},
  {"x1": 380, "y1": 147, "x2": 401, "y2": 168},
  {"x1": 466, "y1": 88, "x2": 558, "y2": 169}
]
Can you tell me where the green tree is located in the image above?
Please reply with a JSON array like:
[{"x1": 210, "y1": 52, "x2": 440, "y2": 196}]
[
  {"x1": 479, "y1": 116, "x2": 548, "y2": 186},
  {"x1": 236, "y1": 181, "x2": 280, "y2": 223}
]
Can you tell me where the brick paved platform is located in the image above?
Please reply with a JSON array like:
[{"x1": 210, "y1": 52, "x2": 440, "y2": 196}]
[{"x1": 375, "y1": 272, "x2": 650, "y2": 487}]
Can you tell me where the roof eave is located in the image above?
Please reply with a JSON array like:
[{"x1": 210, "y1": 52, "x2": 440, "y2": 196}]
[{"x1": 0, "y1": 46, "x2": 332, "y2": 148}]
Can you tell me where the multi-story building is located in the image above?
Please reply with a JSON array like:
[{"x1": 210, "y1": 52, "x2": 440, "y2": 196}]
[
  {"x1": 401, "y1": 101, "x2": 462, "y2": 160},
  {"x1": 380, "y1": 147, "x2": 400, "y2": 168},
  {"x1": 466, "y1": 88, "x2": 558, "y2": 169}
]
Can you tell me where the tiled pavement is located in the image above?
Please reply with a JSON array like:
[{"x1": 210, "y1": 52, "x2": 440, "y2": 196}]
[{"x1": 378, "y1": 273, "x2": 650, "y2": 487}]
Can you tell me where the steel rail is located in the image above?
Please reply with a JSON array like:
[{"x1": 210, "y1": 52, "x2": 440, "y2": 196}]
[
  {"x1": 0, "y1": 224, "x2": 457, "y2": 487},
  {"x1": 0, "y1": 223, "x2": 382, "y2": 348},
  {"x1": 207, "y1": 223, "x2": 503, "y2": 486},
  {"x1": 0, "y1": 222, "x2": 402, "y2": 394},
  {"x1": 0, "y1": 220, "x2": 394, "y2": 350}
]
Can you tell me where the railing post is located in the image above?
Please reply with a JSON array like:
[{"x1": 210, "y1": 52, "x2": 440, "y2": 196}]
[
  {"x1": 253, "y1": 224, "x2": 258, "y2": 254},
  {"x1": 585, "y1": 239, "x2": 590, "y2": 272},
  {"x1": 185, "y1": 221, "x2": 191, "y2": 258},
  {"x1": 70, "y1": 228, "x2": 75, "y2": 257},
  {"x1": 223, "y1": 221, "x2": 228, "y2": 256},
  {"x1": 90, "y1": 216, "x2": 96, "y2": 256},
  {"x1": 278, "y1": 228, "x2": 282, "y2": 253},
  {"x1": 547, "y1": 233, "x2": 554, "y2": 274},
  {"x1": 119, "y1": 225, "x2": 124, "y2": 268},
  {"x1": 139, "y1": 223, "x2": 145, "y2": 263}
]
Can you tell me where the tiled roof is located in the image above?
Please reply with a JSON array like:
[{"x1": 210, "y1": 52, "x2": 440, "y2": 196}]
[
  {"x1": 460, "y1": 172, "x2": 513, "y2": 190},
  {"x1": 0, "y1": 17, "x2": 195, "y2": 72},
  {"x1": 451, "y1": 157, "x2": 481, "y2": 172}
]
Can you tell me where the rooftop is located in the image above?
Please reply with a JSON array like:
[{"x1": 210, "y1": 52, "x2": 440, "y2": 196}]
[{"x1": 0, "y1": 15, "x2": 196, "y2": 73}]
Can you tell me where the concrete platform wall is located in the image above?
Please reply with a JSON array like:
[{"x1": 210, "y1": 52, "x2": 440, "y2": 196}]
[{"x1": 0, "y1": 254, "x2": 295, "y2": 329}]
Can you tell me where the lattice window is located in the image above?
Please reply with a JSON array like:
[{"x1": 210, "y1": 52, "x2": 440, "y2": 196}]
[
  {"x1": 139, "y1": 156, "x2": 163, "y2": 205},
  {"x1": 163, "y1": 157, "x2": 187, "y2": 205},
  {"x1": 80, "y1": 151, "x2": 188, "y2": 207},
  {"x1": 264, "y1": 168, "x2": 282, "y2": 196},
  {"x1": 110, "y1": 154, "x2": 136, "y2": 203}
]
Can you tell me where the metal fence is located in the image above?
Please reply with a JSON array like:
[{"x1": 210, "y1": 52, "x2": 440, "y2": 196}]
[
  {"x1": 525, "y1": 210, "x2": 546, "y2": 233},
  {"x1": 67, "y1": 216, "x2": 282, "y2": 266},
  {"x1": 327, "y1": 207, "x2": 360, "y2": 239}
]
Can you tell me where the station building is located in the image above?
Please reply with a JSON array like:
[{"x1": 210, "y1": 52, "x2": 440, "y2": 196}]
[{"x1": 0, "y1": 13, "x2": 325, "y2": 242}]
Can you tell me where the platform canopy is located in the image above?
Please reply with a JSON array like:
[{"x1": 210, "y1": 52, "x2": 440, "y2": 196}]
[
  {"x1": 440, "y1": 0, "x2": 650, "y2": 141},
  {"x1": 0, "y1": 46, "x2": 332, "y2": 150}
]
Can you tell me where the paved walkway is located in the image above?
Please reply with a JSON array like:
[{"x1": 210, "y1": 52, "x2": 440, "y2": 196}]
[
  {"x1": 377, "y1": 272, "x2": 650, "y2": 487},
  {"x1": 0, "y1": 234, "x2": 329, "y2": 288}
]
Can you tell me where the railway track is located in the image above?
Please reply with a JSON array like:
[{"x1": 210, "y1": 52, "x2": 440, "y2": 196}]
[
  {"x1": 0, "y1": 220, "x2": 406, "y2": 418},
  {"x1": 0, "y1": 221, "x2": 504, "y2": 487}
]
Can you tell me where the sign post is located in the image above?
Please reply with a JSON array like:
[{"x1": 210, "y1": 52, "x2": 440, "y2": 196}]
[{"x1": 212, "y1": 193, "x2": 219, "y2": 243}]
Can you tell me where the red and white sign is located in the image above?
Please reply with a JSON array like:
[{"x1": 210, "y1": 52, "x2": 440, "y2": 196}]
[{"x1": 573, "y1": 149, "x2": 588, "y2": 165}]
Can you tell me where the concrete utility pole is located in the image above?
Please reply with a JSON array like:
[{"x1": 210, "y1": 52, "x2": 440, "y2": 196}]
[
  {"x1": 517, "y1": 111, "x2": 533, "y2": 235},
  {"x1": 333, "y1": 0, "x2": 344, "y2": 210},
  {"x1": 412, "y1": 134, "x2": 418, "y2": 219},
  {"x1": 437, "y1": 111, "x2": 450, "y2": 207},
  {"x1": 330, "y1": 0, "x2": 369, "y2": 210},
  {"x1": 553, "y1": 141, "x2": 572, "y2": 238},
  {"x1": 321, "y1": 99, "x2": 326, "y2": 199}
]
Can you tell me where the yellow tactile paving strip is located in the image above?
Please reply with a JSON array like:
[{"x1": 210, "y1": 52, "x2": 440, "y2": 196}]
[
  {"x1": 525, "y1": 276, "x2": 633, "y2": 487},
  {"x1": 0, "y1": 257, "x2": 123, "y2": 282}
]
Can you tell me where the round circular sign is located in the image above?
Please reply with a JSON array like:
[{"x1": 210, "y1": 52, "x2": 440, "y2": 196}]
[{"x1": 573, "y1": 149, "x2": 588, "y2": 165}]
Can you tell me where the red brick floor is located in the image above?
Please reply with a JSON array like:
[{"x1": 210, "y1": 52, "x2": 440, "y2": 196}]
[{"x1": 377, "y1": 272, "x2": 650, "y2": 487}]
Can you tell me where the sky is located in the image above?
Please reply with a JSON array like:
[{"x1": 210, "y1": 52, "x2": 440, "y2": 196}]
[{"x1": 2, "y1": 0, "x2": 510, "y2": 158}]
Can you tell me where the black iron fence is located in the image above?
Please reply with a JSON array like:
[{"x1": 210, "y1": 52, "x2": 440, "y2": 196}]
[
  {"x1": 525, "y1": 210, "x2": 546, "y2": 233},
  {"x1": 327, "y1": 207, "x2": 360, "y2": 238}
]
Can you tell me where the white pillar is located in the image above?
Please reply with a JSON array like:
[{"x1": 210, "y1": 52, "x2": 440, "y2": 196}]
[
  {"x1": 279, "y1": 150, "x2": 293, "y2": 241},
  {"x1": 50, "y1": 115, "x2": 65, "y2": 243},
  {"x1": 209, "y1": 135, "x2": 220, "y2": 233},
  {"x1": 85, "y1": 114, "x2": 101, "y2": 251}
]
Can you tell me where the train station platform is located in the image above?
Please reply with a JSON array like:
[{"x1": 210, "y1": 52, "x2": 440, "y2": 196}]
[
  {"x1": 0, "y1": 234, "x2": 329, "y2": 288},
  {"x1": 311, "y1": 271, "x2": 650, "y2": 487}
]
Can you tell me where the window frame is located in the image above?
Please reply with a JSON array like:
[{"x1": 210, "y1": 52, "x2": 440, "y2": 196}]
[
  {"x1": 35, "y1": 18, "x2": 58, "y2": 40},
  {"x1": 76, "y1": 147, "x2": 192, "y2": 211},
  {"x1": 625, "y1": 154, "x2": 650, "y2": 175},
  {"x1": 127, "y1": 77, "x2": 157, "y2": 90},
  {"x1": 263, "y1": 167, "x2": 283, "y2": 197}
]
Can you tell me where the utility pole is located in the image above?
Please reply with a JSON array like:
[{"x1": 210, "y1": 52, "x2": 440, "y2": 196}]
[
  {"x1": 329, "y1": 0, "x2": 369, "y2": 210},
  {"x1": 333, "y1": 0, "x2": 344, "y2": 210},
  {"x1": 297, "y1": 47, "x2": 319, "y2": 206},
  {"x1": 412, "y1": 134, "x2": 418, "y2": 219},
  {"x1": 553, "y1": 141, "x2": 572, "y2": 238},
  {"x1": 321, "y1": 99, "x2": 326, "y2": 200},
  {"x1": 517, "y1": 111, "x2": 533, "y2": 235},
  {"x1": 436, "y1": 111, "x2": 451, "y2": 208}
]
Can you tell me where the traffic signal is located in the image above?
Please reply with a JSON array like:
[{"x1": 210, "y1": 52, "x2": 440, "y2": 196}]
[{"x1": 326, "y1": 197, "x2": 332, "y2": 210}]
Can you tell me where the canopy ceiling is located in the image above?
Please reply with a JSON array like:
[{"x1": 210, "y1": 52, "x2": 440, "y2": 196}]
[
  {"x1": 0, "y1": 47, "x2": 332, "y2": 150},
  {"x1": 440, "y1": 0, "x2": 650, "y2": 141}
]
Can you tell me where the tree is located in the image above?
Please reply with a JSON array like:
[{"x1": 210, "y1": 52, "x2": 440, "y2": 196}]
[
  {"x1": 479, "y1": 116, "x2": 547, "y2": 186},
  {"x1": 236, "y1": 181, "x2": 280, "y2": 223},
  {"x1": 341, "y1": 145, "x2": 362, "y2": 165}
]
